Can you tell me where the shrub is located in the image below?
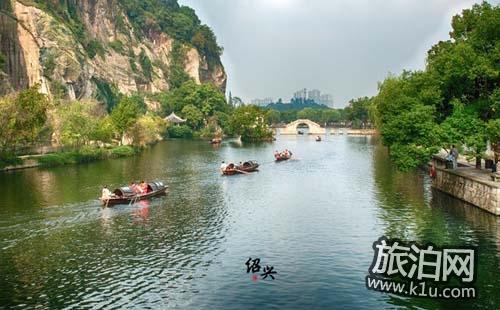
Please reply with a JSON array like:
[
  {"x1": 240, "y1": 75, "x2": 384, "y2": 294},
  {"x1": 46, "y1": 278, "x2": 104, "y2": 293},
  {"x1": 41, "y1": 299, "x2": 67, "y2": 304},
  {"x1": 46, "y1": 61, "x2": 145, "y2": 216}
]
[
  {"x1": 139, "y1": 49, "x2": 153, "y2": 81},
  {"x1": 75, "y1": 146, "x2": 104, "y2": 162},
  {"x1": 0, "y1": 155, "x2": 22, "y2": 169},
  {"x1": 110, "y1": 145, "x2": 136, "y2": 157},
  {"x1": 86, "y1": 40, "x2": 106, "y2": 59},
  {"x1": 109, "y1": 40, "x2": 125, "y2": 53},
  {"x1": 37, "y1": 153, "x2": 72, "y2": 167},
  {"x1": 167, "y1": 125, "x2": 193, "y2": 139}
]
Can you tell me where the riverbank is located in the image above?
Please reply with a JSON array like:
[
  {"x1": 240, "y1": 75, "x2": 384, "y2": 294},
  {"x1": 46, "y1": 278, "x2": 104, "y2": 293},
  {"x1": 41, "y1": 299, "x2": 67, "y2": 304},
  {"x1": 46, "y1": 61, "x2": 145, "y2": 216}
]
[
  {"x1": 0, "y1": 146, "x2": 137, "y2": 172},
  {"x1": 431, "y1": 155, "x2": 499, "y2": 215}
]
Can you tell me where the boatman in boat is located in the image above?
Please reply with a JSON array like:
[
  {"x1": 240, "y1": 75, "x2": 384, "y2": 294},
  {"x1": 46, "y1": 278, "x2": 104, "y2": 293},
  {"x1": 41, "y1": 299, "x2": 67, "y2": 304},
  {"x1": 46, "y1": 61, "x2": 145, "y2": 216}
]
[
  {"x1": 220, "y1": 161, "x2": 227, "y2": 174},
  {"x1": 101, "y1": 186, "x2": 114, "y2": 200},
  {"x1": 139, "y1": 180, "x2": 148, "y2": 194}
]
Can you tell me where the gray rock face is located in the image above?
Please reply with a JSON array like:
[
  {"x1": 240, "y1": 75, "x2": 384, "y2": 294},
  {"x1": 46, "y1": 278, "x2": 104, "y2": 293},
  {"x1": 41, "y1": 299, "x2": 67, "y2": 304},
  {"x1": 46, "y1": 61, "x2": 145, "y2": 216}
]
[{"x1": 0, "y1": 0, "x2": 226, "y2": 98}]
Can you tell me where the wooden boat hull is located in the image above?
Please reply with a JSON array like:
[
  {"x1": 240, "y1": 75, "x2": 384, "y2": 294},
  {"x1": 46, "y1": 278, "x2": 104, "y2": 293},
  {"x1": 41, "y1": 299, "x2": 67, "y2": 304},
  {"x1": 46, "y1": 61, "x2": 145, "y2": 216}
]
[
  {"x1": 102, "y1": 186, "x2": 168, "y2": 206},
  {"x1": 275, "y1": 155, "x2": 291, "y2": 162},
  {"x1": 222, "y1": 162, "x2": 259, "y2": 175}
]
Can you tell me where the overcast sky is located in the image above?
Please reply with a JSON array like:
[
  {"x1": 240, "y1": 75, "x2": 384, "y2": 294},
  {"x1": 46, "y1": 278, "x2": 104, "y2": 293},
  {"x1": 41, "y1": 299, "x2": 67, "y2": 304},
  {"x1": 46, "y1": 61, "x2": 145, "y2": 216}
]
[{"x1": 179, "y1": 0, "x2": 497, "y2": 107}]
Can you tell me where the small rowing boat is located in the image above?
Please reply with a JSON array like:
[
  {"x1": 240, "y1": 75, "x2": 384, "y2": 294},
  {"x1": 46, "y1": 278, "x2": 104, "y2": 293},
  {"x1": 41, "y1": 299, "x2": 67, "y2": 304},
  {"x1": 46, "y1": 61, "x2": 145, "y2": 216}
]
[
  {"x1": 101, "y1": 181, "x2": 168, "y2": 206},
  {"x1": 275, "y1": 154, "x2": 291, "y2": 161},
  {"x1": 275, "y1": 150, "x2": 292, "y2": 162},
  {"x1": 316, "y1": 136, "x2": 322, "y2": 141},
  {"x1": 222, "y1": 161, "x2": 259, "y2": 175}
]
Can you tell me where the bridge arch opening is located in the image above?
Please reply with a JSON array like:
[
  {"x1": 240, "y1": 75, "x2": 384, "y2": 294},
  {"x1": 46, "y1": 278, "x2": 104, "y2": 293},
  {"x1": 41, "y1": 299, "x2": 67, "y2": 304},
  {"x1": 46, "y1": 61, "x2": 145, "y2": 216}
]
[{"x1": 296, "y1": 122, "x2": 310, "y2": 134}]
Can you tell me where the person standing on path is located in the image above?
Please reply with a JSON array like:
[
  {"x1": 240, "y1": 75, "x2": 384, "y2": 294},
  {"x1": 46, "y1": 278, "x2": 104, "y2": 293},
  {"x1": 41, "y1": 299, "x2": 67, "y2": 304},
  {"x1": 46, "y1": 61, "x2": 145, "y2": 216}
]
[{"x1": 451, "y1": 145, "x2": 459, "y2": 169}]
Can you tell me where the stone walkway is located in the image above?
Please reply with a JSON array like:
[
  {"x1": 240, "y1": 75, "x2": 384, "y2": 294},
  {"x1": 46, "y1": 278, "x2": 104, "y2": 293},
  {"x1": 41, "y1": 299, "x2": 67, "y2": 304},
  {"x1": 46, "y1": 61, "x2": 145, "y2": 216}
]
[{"x1": 434, "y1": 151, "x2": 499, "y2": 188}]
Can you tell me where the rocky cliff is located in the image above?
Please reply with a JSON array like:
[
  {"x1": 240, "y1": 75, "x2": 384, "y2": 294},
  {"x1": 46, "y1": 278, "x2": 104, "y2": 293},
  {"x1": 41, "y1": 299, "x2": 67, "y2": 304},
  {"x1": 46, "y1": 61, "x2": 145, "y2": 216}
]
[{"x1": 0, "y1": 0, "x2": 226, "y2": 105}]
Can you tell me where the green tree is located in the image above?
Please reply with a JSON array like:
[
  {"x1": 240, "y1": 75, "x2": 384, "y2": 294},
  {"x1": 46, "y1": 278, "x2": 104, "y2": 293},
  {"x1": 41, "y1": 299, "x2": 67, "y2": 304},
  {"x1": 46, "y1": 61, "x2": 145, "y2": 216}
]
[
  {"x1": 373, "y1": 73, "x2": 442, "y2": 170},
  {"x1": 297, "y1": 108, "x2": 321, "y2": 122},
  {"x1": 139, "y1": 49, "x2": 153, "y2": 81},
  {"x1": 229, "y1": 105, "x2": 273, "y2": 142},
  {"x1": 14, "y1": 85, "x2": 49, "y2": 145},
  {"x1": 56, "y1": 101, "x2": 107, "y2": 147},
  {"x1": 181, "y1": 104, "x2": 203, "y2": 129},
  {"x1": 440, "y1": 101, "x2": 488, "y2": 165},
  {"x1": 111, "y1": 95, "x2": 146, "y2": 139},
  {"x1": 345, "y1": 97, "x2": 374, "y2": 126},
  {"x1": 320, "y1": 109, "x2": 341, "y2": 124},
  {"x1": 265, "y1": 109, "x2": 281, "y2": 124}
]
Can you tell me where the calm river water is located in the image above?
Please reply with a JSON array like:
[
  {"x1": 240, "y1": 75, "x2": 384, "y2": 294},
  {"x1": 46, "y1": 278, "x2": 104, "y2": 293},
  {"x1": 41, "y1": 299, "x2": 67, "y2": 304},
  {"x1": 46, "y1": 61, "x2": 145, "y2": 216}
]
[{"x1": 0, "y1": 136, "x2": 498, "y2": 309}]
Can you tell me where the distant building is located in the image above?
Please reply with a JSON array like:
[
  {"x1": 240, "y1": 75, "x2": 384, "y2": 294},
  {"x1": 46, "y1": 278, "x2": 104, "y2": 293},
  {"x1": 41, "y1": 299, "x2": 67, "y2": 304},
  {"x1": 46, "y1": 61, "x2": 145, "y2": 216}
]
[
  {"x1": 251, "y1": 97, "x2": 274, "y2": 106},
  {"x1": 319, "y1": 94, "x2": 333, "y2": 107},
  {"x1": 293, "y1": 88, "x2": 307, "y2": 100},
  {"x1": 308, "y1": 89, "x2": 321, "y2": 103}
]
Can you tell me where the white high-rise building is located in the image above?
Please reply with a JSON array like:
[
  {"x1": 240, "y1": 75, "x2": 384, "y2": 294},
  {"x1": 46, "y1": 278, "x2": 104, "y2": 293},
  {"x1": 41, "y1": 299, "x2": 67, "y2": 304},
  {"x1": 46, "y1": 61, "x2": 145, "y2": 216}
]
[
  {"x1": 251, "y1": 97, "x2": 274, "y2": 106},
  {"x1": 293, "y1": 88, "x2": 307, "y2": 100},
  {"x1": 308, "y1": 89, "x2": 321, "y2": 103},
  {"x1": 319, "y1": 94, "x2": 334, "y2": 107}
]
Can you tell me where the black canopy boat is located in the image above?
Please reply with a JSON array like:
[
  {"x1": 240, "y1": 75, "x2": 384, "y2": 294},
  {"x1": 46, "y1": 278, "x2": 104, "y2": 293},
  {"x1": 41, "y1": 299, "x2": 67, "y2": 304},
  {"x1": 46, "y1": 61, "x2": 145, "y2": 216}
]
[
  {"x1": 316, "y1": 136, "x2": 322, "y2": 141},
  {"x1": 101, "y1": 181, "x2": 168, "y2": 206},
  {"x1": 222, "y1": 161, "x2": 259, "y2": 175}
]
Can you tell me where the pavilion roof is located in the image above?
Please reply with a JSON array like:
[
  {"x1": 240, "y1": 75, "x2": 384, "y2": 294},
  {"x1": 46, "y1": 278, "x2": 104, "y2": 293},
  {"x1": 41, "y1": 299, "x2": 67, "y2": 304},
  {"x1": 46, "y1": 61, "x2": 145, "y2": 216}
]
[{"x1": 164, "y1": 112, "x2": 186, "y2": 123}]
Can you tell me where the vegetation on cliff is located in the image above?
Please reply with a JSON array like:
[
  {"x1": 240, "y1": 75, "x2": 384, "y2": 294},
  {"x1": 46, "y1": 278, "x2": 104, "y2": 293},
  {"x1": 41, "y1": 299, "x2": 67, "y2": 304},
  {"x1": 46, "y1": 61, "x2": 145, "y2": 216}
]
[
  {"x1": 120, "y1": 0, "x2": 222, "y2": 59},
  {"x1": 373, "y1": 2, "x2": 499, "y2": 170}
]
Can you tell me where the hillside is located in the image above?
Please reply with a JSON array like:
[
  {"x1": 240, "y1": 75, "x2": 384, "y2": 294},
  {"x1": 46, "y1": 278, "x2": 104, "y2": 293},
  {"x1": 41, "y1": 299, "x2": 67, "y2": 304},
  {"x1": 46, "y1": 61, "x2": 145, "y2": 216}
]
[{"x1": 0, "y1": 0, "x2": 226, "y2": 109}]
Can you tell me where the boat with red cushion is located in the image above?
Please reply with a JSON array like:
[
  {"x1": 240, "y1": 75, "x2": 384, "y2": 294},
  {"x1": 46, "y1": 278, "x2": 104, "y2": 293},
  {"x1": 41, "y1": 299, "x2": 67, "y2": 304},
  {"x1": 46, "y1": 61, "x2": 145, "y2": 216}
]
[
  {"x1": 101, "y1": 181, "x2": 168, "y2": 206},
  {"x1": 275, "y1": 151, "x2": 292, "y2": 162}
]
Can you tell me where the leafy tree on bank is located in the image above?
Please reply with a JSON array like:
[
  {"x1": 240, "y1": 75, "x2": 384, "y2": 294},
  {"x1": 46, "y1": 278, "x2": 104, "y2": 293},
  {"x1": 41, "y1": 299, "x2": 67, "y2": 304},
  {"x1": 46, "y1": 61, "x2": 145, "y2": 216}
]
[
  {"x1": 181, "y1": 104, "x2": 204, "y2": 129},
  {"x1": 344, "y1": 97, "x2": 374, "y2": 127},
  {"x1": 265, "y1": 109, "x2": 281, "y2": 125},
  {"x1": 111, "y1": 95, "x2": 147, "y2": 141},
  {"x1": 158, "y1": 80, "x2": 230, "y2": 136},
  {"x1": 55, "y1": 101, "x2": 105, "y2": 147},
  {"x1": 229, "y1": 105, "x2": 273, "y2": 142},
  {"x1": 374, "y1": 2, "x2": 500, "y2": 170},
  {"x1": 0, "y1": 85, "x2": 50, "y2": 155},
  {"x1": 297, "y1": 108, "x2": 321, "y2": 122}
]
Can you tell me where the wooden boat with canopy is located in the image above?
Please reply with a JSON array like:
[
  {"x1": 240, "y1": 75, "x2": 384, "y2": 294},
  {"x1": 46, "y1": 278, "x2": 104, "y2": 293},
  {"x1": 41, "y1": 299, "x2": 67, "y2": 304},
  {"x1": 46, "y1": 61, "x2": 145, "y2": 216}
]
[
  {"x1": 222, "y1": 161, "x2": 259, "y2": 175},
  {"x1": 101, "y1": 181, "x2": 168, "y2": 206}
]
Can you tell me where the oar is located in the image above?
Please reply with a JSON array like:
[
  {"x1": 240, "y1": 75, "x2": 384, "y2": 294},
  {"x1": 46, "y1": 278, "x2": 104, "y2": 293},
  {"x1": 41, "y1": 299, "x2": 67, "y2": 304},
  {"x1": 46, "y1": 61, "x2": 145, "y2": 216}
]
[
  {"x1": 235, "y1": 169, "x2": 249, "y2": 175},
  {"x1": 129, "y1": 194, "x2": 139, "y2": 206}
]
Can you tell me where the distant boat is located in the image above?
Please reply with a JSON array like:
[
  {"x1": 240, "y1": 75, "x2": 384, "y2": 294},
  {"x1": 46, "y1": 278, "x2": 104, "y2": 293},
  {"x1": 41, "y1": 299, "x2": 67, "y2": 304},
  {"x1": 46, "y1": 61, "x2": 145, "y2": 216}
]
[
  {"x1": 101, "y1": 181, "x2": 168, "y2": 206},
  {"x1": 316, "y1": 136, "x2": 322, "y2": 142},
  {"x1": 297, "y1": 130, "x2": 304, "y2": 135},
  {"x1": 275, "y1": 152, "x2": 292, "y2": 162},
  {"x1": 210, "y1": 138, "x2": 222, "y2": 144}
]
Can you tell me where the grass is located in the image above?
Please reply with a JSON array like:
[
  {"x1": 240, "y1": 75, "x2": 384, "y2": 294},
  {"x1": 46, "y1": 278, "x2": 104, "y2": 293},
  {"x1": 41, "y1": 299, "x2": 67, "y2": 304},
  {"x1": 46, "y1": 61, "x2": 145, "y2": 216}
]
[
  {"x1": 36, "y1": 146, "x2": 137, "y2": 167},
  {"x1": 0, "y1": 155, "x2": 23, "y2": 169}
]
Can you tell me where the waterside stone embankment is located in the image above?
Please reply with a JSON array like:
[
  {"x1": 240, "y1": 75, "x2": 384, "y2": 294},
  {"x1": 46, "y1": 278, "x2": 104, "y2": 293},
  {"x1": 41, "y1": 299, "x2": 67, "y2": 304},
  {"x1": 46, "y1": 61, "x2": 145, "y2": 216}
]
[{"x1": 432, "y1": 156, "x2": 499, "y2": 215}]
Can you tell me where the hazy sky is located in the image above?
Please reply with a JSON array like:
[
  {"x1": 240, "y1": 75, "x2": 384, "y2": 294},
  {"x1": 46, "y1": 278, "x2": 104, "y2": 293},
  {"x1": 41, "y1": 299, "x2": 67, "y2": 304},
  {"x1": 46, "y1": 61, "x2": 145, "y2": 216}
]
[{"x1": 179, "y1": 0, "x2": 497, "y2": 107}]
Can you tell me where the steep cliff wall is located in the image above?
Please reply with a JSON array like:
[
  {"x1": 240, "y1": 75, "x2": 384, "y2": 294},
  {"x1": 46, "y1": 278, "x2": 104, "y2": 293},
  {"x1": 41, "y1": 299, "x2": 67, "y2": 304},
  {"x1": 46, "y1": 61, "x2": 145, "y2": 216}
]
[{"x1": 0, "y1": 0, "x2": 226, "y2": 104}]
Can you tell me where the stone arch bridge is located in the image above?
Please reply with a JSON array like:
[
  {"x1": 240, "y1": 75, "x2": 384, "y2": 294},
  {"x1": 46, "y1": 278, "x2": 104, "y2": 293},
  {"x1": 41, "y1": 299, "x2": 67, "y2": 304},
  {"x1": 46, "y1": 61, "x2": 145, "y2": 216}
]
[{"x1": 279, "y1": 119, "x2": 326, "y2": 135}]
